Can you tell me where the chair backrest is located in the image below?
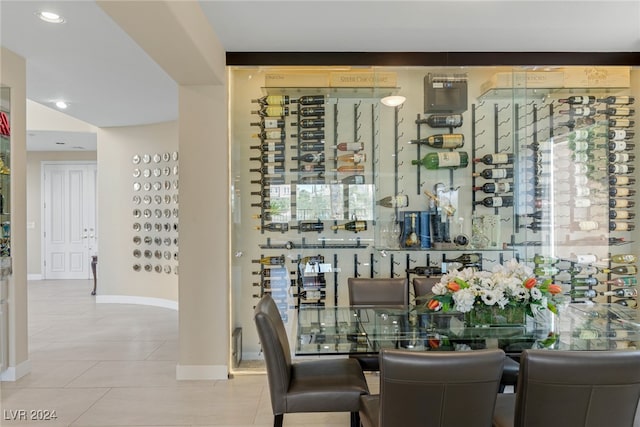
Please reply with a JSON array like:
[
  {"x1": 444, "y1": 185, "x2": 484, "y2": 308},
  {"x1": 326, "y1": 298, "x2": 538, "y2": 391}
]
[
  {"x1": 378, "y1": 348, "x2": 505, "y2": 427},
  {"x1": 347, "y1": 277, "x2": 409, "y2": 307},
  {"x1": 514, "y1": 349, "x2": 640, "y2": 427},
  {"x1": 412, "y1": 277, "x2": 438, "y2": 298},
  {"x1": 254, "y1": 295, "x2": 292, "y2": 414}
]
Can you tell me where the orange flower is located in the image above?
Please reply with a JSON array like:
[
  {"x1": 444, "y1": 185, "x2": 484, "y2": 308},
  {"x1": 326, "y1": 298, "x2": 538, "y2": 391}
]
[
  {"x1": 427, "y1": 299, "x2": 442, "y2": 311},
  {"x1": 547, "y1": 284, "x2": 562, "y2": 295},
  {"x1": 524, "y1": 277, "x2": 537, "y2": 289},
  {"x1": 447, "y1": 281, "x2": 460, "y2": 292}
]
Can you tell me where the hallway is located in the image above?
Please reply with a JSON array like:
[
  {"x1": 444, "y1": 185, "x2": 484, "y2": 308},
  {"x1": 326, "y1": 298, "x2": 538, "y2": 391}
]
[{"x1": 1, "y1": 280, "x2": 368, "y2": 426}]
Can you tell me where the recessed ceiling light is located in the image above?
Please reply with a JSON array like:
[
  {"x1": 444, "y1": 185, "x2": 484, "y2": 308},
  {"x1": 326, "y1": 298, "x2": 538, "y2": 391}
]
[
  {"x1": 35, "y1": 11, "x2": 65, "y2": 24},
  {"x1": 55, "y1": 101, "x2": 68, "y2": 109}
]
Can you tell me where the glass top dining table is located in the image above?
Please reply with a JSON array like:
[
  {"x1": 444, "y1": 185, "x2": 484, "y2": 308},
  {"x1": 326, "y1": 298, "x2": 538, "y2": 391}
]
[{"x1": 295, "y1": 303, "x2": 640, "y2": 356}]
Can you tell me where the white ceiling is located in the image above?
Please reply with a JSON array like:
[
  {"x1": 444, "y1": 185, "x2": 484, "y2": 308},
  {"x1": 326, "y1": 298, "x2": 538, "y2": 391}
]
[{"x1": 1, "y1": 0, "x2": 639, "y2": 151}]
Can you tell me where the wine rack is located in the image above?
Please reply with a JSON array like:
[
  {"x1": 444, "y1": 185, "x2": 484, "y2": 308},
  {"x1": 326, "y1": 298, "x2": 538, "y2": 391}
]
[{"x1": 0, "y1": 98, "x2": 10, "y2": 259}]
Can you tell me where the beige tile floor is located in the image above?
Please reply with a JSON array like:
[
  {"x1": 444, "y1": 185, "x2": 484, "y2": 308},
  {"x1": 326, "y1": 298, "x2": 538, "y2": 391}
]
[{"x1": 0, "y1": 280, "x2": 378, "y2": 426}]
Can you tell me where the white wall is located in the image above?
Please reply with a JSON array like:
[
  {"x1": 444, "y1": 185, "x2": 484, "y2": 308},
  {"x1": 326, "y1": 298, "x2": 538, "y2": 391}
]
[{"x1": 97, "y1": 121, "x2": 178, "y2": 305}]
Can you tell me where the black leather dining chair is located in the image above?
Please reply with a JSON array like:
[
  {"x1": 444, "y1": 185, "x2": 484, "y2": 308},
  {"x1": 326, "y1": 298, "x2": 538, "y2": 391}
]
[
  {"x1": 493, "y1": 349, "x2": 640, "y2": 427},
  {"x1": 360, "y1": 348, "x2": 506, "y2": 427},
  {"x1": 348, "y1": 277, "x2": 409, "y2": 371},
  {"x1": 254, "y1": 295, "x2": 369, "y2": 427}
]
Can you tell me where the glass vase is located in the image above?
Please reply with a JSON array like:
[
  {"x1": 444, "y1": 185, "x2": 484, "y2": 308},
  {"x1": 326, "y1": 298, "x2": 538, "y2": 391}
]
[{"x1": 465, "y1": 304, "x2": 526, "y2": 327}]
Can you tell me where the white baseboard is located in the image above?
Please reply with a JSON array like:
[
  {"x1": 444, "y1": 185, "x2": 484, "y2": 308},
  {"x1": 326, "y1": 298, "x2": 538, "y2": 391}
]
[
  {"x1": 96, "y1": 295, "x2": 178, "y2": 311},
  {"x1": 1, "y1": 359, "x2": 31, "y2": 381},
  {"x1": 176, "y1": 364, "x2": 228, "y2": 380},
  {"x1": 27, "y1": 274, "x2": 42, "y2": 281}
]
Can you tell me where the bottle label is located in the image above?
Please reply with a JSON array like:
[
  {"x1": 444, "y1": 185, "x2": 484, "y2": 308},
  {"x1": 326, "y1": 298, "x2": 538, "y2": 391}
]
[
  {"x1": 615, "y1": 176, "x2": 630, "y2": 185},
  {"x1": 573, "y1": 130, "x2": 589, "y2": 140},
  {"x1": 613, "y1": 153, "x2": 631, "y2": 163},
  {"x1": 577, "y1": 96, "x2": 590, "y2": 105},
  {"x1": 491, "y1": 154, "x2": 510, "y2": 164},
  {"x1": 611, "y1": 141, "x2": 628, "y2": 151},
  {"x1": 574, "y1": 163, "x2": 588, "y2": 174},
  {"x1": 611, "y1": 129, "x2": 627, "y2": 140},
  {"x1": 497, "y1": 182, "x2": 511, "y2": 192},
  {"x1": 491, "y1": 197, "x2": 504, "y2": 207},
  {"x1": 612, "y1": 164, "x2": 630, "y2": 174},
  {"x1": 439, "y1": 134, "x2": 464, "y2": 148},
  {"x1": 491, "y1": 169, "x2": 508, "y2": 179},
  {"x1": 579, "y1": 221, "x2": 599, "y2": 231},
  {"x1": 263, "y1": 119, "x2": 280, "y2": 128},
  {"x1": 576, "y1": 254, "x2": 597, "y2": 264},
  {"x1": 573, "y1": 152, "x2": 589, "y2": 163},
  {"x1": 615, "y1": 187, "x2": 631, "y2": 197},
  {"x1": 265, "y1": 106, "x2": 285, "y2": 117},
  {"x1": 612, "y1": 107, "x2": 632, "y2": 116},
  {"x1": 438, "y1": 152, "x2": 461, "y2": 167}
]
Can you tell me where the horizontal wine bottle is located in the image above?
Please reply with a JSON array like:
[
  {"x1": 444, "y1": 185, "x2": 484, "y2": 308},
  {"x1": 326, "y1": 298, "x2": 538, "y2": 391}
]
[
  {"x1": 444, "y1": 253, "x2": 481, "y2": 264},
  {"x1": 291, "y1": 106, "x2": 325, "y2": 117},
  {"x1": 249, "y1": 165, "x2": 284, "y2": 175},
  {"x1": 406, "y1": 266, "x2": 442, "y2": 276},
  {"x1": 473, "y1": 195, "x2": 513, "y2": 208},
  {"x1": 605, "y1": 141, "x2": 635, "y2": 152},
  {"x1": 608, "y1": 129, "x2": 634, "y2": 140},
  {"x1": 331, "y1": 142, "x2": 364, "y2": 152},
  {"x1": 292, "y1": 153, "x2": 324, "y2": 163},
  {"x1": 608, "y1": 164, "x2": 635, "y2": 174},
  {"x1": 473, "y1": 153, "x2": 514, "y2": 165},
  {"x1": 376, "y1": 194, "x2": 409, "y2": 208},
  {"x1": 251, "y1": 106, "x2": 289, "y2": 117},
  {"x1": 558, "y1": 95, "x2": 596, "y2": 105},
  {"x1": 329, "y1": 153, "x2": 366, "y2": 164},
  {"x1": 613, "y1": 299, "x2": 638, "y2": 308},
  {"x1": 295, "y1": 141, "x2": 325, "y2": 152},
  {"x1": 292, "y1": 95, "x2": 325, "y2": 105},
  {"x1": 473, "y1": 168, "x2": 514, "y2": 180},
  {"x1": 609, "y1": 221, "x2": 635, "y2": 232},
  {"x1": 250, "y1": 153, "x2": 285, "y2": 163},
  {"x1": 338, "y1": 175, "x2": 365, "y2": 184},
  {"x1": 256, "y1": 223, "x2": 289, "y2": 233},
  {"x1": 250, "y1": 189, "x2": 271, "y2": 197},
  {"x1": 558, "y1": 107, "x2": 597, "y2": 117},
  {"x1": 291, "y1": 164, "x2": 325, "y2": 173},
  {"x1": 566, "y1": 289, "x2": 597, "y2": 299},
  {"x1": 330, "y1": 220, "x2": 367, "y2": 232},
  {"x1": 250, "y1": 119, "x2": 285, "y2": 129},
  {"x1": 602, "y1": 288, "x2": 638, "y2": 298},
  {"x1": 609, "y1": 118, "x2": 635, "y2": 127},
  {"x1": 598, "y1": 95, "x2": 635, "y2": 105},
  {"x1": 411, "y1": 151, "x2": 469, "y2": 170},
  {"x1": 565, "y1": 277, "x2": 598, "y2": 286},
  {"x1": 408, "y1": 134, "x2": 464, "y2": 149},
  {"x1": 603, "y1": 277, "x2": 638, "y2": 287},
  {"x1": 608, "y1": 153, "x2": 635, "y2": 163},
  {"x1": 598, "y1": 107, "x2": 635, "y2": 116},
  {"x1": 609, "y1": 187, "x2": 636, "y2": 197},
  {"x1": 473, "y1": 182, "x2": 511, "y2": 194},
  {"x1": 601, "y1": 265, "x2": 638, "y2": 275},
  {"x1": 291, "y1": 118, "x2": 325, "y2": 128},
  {"x1": 252, "y1": 130, "x2": 285, "y2": 140},
  {"x1": 250, "y1": 142, "x2": 285, "y2": 152},
  {"x1": 252, "y1": 255, "x2": 286, "y2": 265},
  {"x1": 610, "y1": 199, "x2": 635, "y2": 208},
  {"x1": 417, "y1": 114, "x2": 463, "y2": 128},
  {"x1": 332, "y1": 165, "x2": 364, "y2": 173},
  {"x1": 291, "y1": 130, "x2": 325, "y2": 140},
  {"x1": 609, "y1": 210, "x2": 635, "y2": 220},
  {"x1": 252, "y1": 95, "x2": 290, "y2": 105},
  {"x1": 291, "y1": 221, "x2": 324, "y2": 232},
  {"x1": 531, "y1": 255, "x2": 560, "y2": 265},
  {"x1": 250, "y1": 176, "x2": 285, "y2": 186}
]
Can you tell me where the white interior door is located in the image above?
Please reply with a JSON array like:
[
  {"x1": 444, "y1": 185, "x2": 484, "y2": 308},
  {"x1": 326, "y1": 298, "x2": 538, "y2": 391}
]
[{"x1": 43, "y1": 162, "x2": 97, "y2": 280}]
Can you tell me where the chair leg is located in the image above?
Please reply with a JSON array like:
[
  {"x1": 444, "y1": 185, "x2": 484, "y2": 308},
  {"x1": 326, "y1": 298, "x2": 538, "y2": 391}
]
[
  {"x1": 273, "y1": 414, "x2": 283, "y2": 427},
  {"x1": 351, "y1": 411, "x2": 360, "y2": 427}
]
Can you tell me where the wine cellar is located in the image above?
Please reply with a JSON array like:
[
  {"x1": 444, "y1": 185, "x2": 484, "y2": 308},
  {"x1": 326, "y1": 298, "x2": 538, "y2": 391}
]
[{"x1": 229, "y1": 66, "x2": 639, "y2": 364}]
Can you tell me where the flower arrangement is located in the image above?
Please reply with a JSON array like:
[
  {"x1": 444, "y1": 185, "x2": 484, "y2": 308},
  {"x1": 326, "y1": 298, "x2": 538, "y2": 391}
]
[{"x1": 425, "y1": 258, "x2": 562, "y2": 318}]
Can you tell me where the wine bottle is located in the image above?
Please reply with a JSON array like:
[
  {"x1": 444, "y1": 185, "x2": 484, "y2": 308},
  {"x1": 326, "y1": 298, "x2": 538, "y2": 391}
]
[
  {"x1": 251, "y1": 176, "x2": 285, "y2": 186},
  {"x1": 444, "y1": 253, "x2": 481, "y2": 264},
  {"x1": 250, "y1": 189, "x2": 272, "y2": 197},
  {"x1": 251, "y1": 200, "x2": 275, "y2": 209},
  {"x1": 339, "y1": 175, "x2": 365, "y2": 184},
  {"x1": 250, "y1": 142, "x2": 285, "y2": 152},
  {"x1": 558, "y1": 96, "x2": 596, "y2": 105},
  {"x1": 608, "y1": 164, "x2": 635, "y2": 174},
  {"x1": 531, "y1": 255, "x2": 560, "y2": 265},
  {"x1": 606, "y1": 254, "x2": 638, "y2": 264},
  {"x1": 610, "y1": 199, "x2": 635, "y2": 208},
  {"x1": 291, "y1": 106, "x2": 325, "y2": 117},
  {"x1": 331, "y1": 142, "x2": 364, "y2": 152},
  {"x1": 601, "y1": 265, "x2": 638, "y2": 275},
  {"x1": 252, "y1": 255, "x2": 286, "y2": 265},
  {"x1": 406, "y1": 266, "x2": 442, "y2": 276},
  {"x1": 250, "y1": 165, "x2": 284, "y2": 175},
  {"x1": 256, "y1": 223, "x2": 289, "y2": 233},
  {"x1": 291, "y1": 221, "x2": 324, "y2": 233},
  {"x1": 418, "y1": 114, "x2": 463, "y2": 128},
  {"x1": 473, "y1": 182, "x2": 512, "y2": 194},
  {"x1": 534, "y1": 266, "x2": 559, "y2": 276},
  {"x1": 558, "y1": 107, "x2": 597, "y2": 117},
  {"x1": 408, "y1": 134, "x2": 464, "y2": 149},
  {"x1": 291, "y1": 118, "x2": 324, "y2": 128},
  {"x1": 473, "y1": 153, "x2": 514, "y2": 165},
  {"x1": 295, "y1": 173, "x2": 325, "y2": 184},
  {"x1": 252, "y1": 268, "x2": 291, "y2": 278},
  {"x1": 291, "y1": 130, "x2": 325, "y2": 140},
  {"x1": 578, "y1": 221, "x2": 600, "y2": 231},
  {"x1": 598, "y1": 95, "x2": 635, "y2": 105},
  {"x1": 598, "y1": 107, "x2": 635, "y2": 116},
  {"x1": 290, "y1": 164, "x2": 325, "y2": 173},
  {"x1": 613, "y1": 299, "x2": 638, "y2": 308},
  {"x1": 608, "y1": 153, "x2": 635, "y2": 163},
  {"x1": 608, "y1": 129, "x2": 634, "y2": 140},
  {"x1": 473, "y1": 168, "x2": 514, "y2": 180},
  {"x1": 610, "y1": 210, "x2": 636, "y2": 220},
  {"x1": 329, "y1": 153, "x2": 366, "y2": 164},
  {"x1": 295, "y1": 141, "x2": 325, "y2": 152},
  {"x1": 376, "y1": 195, "x2": 409, "y2": 208},
  {"x1": 605, "y1": 141, "x2": 635, "y2": 152},
  {"x1": 252, "y1": 95, "x2": 290, "y2": 105},
  {"x1": 292, "y1": 95, "x2": 325, "y2": 105},
  {"x1": 473, "y1": 196, "x2": 514, "y2": 208},
  {"x1": 411, "y1": 151, "x2": 469, "y2": 170},
  {"x1": 609, "y1": 175, "x2": 636, "y2": 186},
  {"x1": 252, "y1": 130, "x2": 285, "y2": 140},
  {"x1": 567, "y1": 289, "x2": 597, "y2": 299},
  {"x1": 332, "y1": 165, "x2": 364, "y2": 173},
  {"x1": 330, "y1": 220, "x2": 367, "y2": 232},
  {"x1": 250, "y1": 119, "x2": 285, "y2": 129},
  {"x1": 609, "y1": 187, "x2": 636, "y2": 197},
  {"x1": 602, "y1": 288, "x2": 638, "y2": 298},
  {"x1": 609, "y1": 222, "x2": 636, "y2": 232},
  {"x1": 609, "y1": 118, "x2": 635, "y2": 128},
  {"x1": 603, "y1": 277, "x2": 638, "y2": 287},
  {"x1": 250, "y1": 153, "x2": 285, "y2": 163},
  {"x1": 566, "y1": 277, "x2": 598, "y2": 286},
  {"x1": 251, "y1": 106, "x2": 289, "y2": 117},
  {"x1": 292, "y1": 153, "x2": 325, "y2": 163}
]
